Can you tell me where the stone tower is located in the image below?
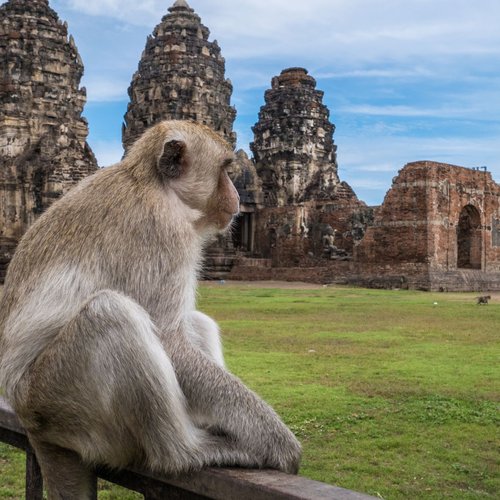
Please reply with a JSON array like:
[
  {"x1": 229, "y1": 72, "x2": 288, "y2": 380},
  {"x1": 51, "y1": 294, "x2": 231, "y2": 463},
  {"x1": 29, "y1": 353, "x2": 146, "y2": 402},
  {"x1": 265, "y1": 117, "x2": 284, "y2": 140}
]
[
  {"x1": 122, "y1": 0, "x2": 236, "y2": 151},
  {"x1": 0, "y1": 0, "x2": 97, "y2": 281},
  {"x1": 251, "y1": 67, "x2": 340, "y2": 207}
]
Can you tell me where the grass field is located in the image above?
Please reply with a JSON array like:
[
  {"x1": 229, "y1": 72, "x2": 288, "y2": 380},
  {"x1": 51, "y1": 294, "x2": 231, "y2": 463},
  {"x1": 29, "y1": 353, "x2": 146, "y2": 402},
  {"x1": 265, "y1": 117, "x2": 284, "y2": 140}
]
[{"x1": 1, "y1": 283, "x2": 499, "y2": 499}]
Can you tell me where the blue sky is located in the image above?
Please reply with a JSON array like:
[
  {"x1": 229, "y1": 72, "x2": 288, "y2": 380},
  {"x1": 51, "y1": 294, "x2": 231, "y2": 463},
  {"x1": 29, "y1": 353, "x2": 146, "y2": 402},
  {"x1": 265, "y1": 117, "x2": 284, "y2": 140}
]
[{"x1": 48, "y1": 0, "x2": 500, "y2": 206}]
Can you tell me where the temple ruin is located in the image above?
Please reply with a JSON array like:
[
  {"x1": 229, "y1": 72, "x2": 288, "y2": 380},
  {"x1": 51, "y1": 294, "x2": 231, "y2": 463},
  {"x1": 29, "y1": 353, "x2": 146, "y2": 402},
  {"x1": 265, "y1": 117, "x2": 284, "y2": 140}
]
[
  {"x1": 1, "y1": 0, "x2": 499, "y2": 291},
  {"x1": 122, "y1": 0, "x2": 236, "y2": 151},
  {"x1": 0, "y1": 0, "x2": 97, "y2": 281},
  {"x1": 251, "y1": 67, "x2": 340, "y2": 207},
  {"x1": 122, "y1": 0, "x2": 262, "y2": 277},
  {"x1": 230, "y1": 68, "x2": 370, "y2": 274},
  {"x1": 353, "y1": 162, "x2": 500, "y2": 291}
]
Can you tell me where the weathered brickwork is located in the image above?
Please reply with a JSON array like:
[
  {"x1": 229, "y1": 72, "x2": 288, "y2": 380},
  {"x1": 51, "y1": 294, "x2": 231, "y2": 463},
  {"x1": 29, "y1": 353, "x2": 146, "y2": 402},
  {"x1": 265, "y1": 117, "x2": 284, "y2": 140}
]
[
  {"x1": 229, "y1": 258, "x2": 355, "y2": 285},
  {"x1": 0, "y1": 0, "x2": 97, "y2": 282},
  {"x1": 122, "y1": 0, "x2": 236, "y2": 151},
  {"x1": 251, "y1": 68, "x2": 339, "y2": 207},
  {"x1": 493, "y1": 218, "x2": 500, "y2": 247},
  {"x1": 354, "y1": 161, "x2": 500, "y2": 290},
  {"x1": 245, "y1": 68, "x2": 371, "y2": 267}
]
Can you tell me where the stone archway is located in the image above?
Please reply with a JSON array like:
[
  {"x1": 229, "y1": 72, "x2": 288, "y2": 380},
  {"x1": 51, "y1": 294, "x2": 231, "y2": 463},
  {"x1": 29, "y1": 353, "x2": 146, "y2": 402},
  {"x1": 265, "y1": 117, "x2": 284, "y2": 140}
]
[{"x1": 457, "y1": 205, "x2": 482, "y2": 269}]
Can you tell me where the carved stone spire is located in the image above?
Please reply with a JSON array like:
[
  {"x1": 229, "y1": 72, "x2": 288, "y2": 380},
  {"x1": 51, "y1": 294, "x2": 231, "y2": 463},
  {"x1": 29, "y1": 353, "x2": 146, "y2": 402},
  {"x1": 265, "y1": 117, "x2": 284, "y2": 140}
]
[
  {"x1": 251, "y1": 68, "x2": 340, "y2": 207},
  {"x1": 122, "y1": 0, "x2": 236, "y2": 151},
  {"x1": 0, "y1": 0, "x2": 97, "y2": 281}
]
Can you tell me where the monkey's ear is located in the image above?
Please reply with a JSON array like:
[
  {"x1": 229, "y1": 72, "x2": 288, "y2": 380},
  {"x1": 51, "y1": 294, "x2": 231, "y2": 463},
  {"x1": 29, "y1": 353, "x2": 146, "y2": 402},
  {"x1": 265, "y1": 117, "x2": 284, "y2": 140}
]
[{"x1": 158, "y1": 140, "x2": 187, "y2": 179}]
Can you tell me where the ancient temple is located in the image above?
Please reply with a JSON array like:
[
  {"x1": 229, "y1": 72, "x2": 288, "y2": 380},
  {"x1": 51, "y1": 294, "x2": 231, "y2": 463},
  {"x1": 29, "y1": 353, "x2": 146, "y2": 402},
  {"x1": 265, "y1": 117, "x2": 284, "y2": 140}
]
[
  {"x1": 251, "y1": 68, "x2": 340, "y2": 207},
  {"x1": 232, "y1": 67, "x2": 370, "y2": 273},
  {"x1": 353, "y1": 161, "x2": 500, "y2": 291},
  {"x1": 0, "y1": 0, "x2": 97, "y2": 281},
  {"x1": 122, "y1": 0, "x2": 236, "y2": 151}
]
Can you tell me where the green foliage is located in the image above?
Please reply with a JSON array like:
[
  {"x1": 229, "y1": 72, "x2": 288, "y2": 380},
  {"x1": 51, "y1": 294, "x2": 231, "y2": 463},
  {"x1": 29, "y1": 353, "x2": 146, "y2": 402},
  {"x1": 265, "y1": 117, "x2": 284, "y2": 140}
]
[{"x1": 1, "y1": 285, "x2": 498, "y2": 499}]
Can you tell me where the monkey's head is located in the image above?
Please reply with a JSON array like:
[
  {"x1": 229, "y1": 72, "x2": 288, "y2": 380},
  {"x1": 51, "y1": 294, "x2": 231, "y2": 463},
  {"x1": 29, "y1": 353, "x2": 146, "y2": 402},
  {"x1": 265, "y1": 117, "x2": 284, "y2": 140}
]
[{"x1": 126, "y1": 121, "x2": 240, "y2": 236}]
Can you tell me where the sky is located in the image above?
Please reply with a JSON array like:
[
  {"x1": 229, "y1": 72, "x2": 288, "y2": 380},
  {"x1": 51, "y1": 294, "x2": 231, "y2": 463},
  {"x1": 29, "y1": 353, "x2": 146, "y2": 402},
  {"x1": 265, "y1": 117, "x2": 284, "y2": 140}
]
[{"x1": 47, "y1": 0, "x2": 500, "y2": 206}]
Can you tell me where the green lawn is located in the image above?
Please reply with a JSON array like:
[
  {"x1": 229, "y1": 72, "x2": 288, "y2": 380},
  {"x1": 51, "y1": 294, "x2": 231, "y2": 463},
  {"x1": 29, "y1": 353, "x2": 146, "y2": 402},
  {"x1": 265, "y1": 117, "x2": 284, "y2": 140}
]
[{"x1": 1, "y1": 283, "x2": 499, "y2": 499}]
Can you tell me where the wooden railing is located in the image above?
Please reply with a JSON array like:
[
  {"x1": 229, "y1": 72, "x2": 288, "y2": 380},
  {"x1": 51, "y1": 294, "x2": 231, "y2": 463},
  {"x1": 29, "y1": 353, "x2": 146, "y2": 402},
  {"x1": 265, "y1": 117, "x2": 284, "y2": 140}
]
[{"x1": 0, "y1": 397, "x2": 376, "y2": 499}]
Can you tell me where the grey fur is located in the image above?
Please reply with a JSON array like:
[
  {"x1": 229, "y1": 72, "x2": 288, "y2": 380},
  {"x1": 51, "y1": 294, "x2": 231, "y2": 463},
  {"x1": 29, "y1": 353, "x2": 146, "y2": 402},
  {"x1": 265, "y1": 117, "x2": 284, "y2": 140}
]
[{"x1": 0, "y1": 121, "x2": 301, "y2": 499}]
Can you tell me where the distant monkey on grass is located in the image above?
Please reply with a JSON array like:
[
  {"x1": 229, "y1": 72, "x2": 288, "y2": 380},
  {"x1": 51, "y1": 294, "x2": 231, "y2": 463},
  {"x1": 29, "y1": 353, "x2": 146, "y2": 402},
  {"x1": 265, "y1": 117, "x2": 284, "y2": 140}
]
[
  {"x1": 476, "y1": 295, "x2": 491, "y2": 305},
  {"x1": 0, "y1": 121, "x2": 301, "y2": 499}
]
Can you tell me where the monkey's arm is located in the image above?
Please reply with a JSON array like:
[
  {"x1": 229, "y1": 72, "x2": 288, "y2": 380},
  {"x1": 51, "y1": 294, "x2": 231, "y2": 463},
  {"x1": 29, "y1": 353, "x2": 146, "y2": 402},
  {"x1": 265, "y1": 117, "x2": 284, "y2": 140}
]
[{"x1": 165, "y1": 335, "x2": 301, "y2": 474}]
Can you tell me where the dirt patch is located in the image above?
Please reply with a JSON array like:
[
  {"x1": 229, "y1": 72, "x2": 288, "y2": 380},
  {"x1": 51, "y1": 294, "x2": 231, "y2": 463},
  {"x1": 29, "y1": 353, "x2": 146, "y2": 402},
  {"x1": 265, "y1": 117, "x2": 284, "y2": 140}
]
[
  {"x1": 200, "y1": 280, "x2": 327, "y2": 290},
  {"x1": 199, "y1": 281, "x2": 500, "y2": 299}
]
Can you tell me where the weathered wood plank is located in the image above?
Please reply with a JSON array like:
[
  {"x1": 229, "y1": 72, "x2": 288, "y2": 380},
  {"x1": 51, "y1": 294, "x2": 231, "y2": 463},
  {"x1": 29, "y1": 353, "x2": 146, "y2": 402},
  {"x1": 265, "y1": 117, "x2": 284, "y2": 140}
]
[
  {"x1": 25, "y1": 447, "x2": 43, "y2": 500},
  {"x1": 0, "y1": 396, "x2": 376, "y2": 499}
]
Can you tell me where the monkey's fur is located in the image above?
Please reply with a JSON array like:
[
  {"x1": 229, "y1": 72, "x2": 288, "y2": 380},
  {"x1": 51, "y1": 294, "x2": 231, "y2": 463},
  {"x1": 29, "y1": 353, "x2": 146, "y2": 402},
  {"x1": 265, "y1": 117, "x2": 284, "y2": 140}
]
[{"x1": 0, "y1": 121, "x2": 301, "y2": 499}]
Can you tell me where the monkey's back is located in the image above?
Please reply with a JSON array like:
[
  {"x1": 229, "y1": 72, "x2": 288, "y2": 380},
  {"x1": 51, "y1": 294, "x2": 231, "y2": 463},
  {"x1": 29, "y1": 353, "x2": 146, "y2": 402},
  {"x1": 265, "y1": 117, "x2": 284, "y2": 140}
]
[{"x1": 0, "y1": 162, "x2": 198, "y2": 339}]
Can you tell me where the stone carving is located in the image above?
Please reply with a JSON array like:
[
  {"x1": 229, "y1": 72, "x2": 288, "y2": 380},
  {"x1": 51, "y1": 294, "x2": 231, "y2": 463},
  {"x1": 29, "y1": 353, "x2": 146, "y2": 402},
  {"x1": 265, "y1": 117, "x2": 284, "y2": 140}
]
[
  {"x1": 251, "y1": 68, "x2": 340, "y2": 207},
  {"x1": 0, "y1": 0, "x2": 97, "y2": 282},
  {"x1": 322, "y1": 226, "x2": 337, "y2": 251},
  {"x1": 122, "y1": 0, "x2": 236, "y2": 151},
  {"x1": 321, "y1": 225, "x2": 349, "y2": 260}
]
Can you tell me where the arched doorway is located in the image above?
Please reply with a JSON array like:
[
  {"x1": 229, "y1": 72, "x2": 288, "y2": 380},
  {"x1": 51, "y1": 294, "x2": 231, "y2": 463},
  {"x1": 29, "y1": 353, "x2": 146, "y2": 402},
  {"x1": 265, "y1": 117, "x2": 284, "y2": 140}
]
[{"x1": 457, "y1": 205, "x2": 482, "y2": 269}]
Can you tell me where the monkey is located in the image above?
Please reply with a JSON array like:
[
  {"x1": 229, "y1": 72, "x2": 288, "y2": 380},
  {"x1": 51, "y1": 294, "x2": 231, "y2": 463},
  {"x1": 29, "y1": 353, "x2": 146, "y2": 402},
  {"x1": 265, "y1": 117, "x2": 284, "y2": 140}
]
[
  {"x1": 476, "y1": 295, "x2": 491, "y2": 305},
  {"x1": 0, "y1": 121, "x2": 301, "y2": 499}
]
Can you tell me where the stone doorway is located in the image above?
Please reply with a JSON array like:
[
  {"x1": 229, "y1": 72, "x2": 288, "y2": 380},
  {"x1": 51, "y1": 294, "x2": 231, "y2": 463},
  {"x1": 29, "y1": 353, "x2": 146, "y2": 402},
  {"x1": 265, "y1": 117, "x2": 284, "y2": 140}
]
[
  {"x1": 457, "y1": 205, "x2": 482, "y2": 269},
  {"x1": 232, "y1": 213, "x2": 254, "y2": 253}
]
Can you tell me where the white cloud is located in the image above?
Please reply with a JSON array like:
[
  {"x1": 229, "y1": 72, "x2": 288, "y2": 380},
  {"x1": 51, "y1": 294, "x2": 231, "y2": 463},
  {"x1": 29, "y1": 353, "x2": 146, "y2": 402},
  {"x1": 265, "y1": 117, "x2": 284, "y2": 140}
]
[
  {"x1": 64, "y1": 0, "x2": 160, "y2": 25},
  {"x1": 61, "y1": 1, "x2": 500, "y2": 63},
  {"x1": 316, "y1": 67, "x2": 433, "y2": 80},
  {"x1": 338, "y1": 104, "x2": 472, "y2": 119},
  {"x1": 356, "y1": 163, "x2": 401, "y2": 173},
  {"x1": 338, "y1": 134, "x2": 500, "y2": 200},
  {"x1": 346, "y1": 178, "x2": 390, "y2": 190}
]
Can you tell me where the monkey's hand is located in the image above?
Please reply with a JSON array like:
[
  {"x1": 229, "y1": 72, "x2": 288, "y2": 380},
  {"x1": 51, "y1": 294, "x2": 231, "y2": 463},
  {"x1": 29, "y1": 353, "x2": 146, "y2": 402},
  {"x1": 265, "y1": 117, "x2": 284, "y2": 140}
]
[{"x1": 166, "y1": 339, "x2": 302, "y2": 474}]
